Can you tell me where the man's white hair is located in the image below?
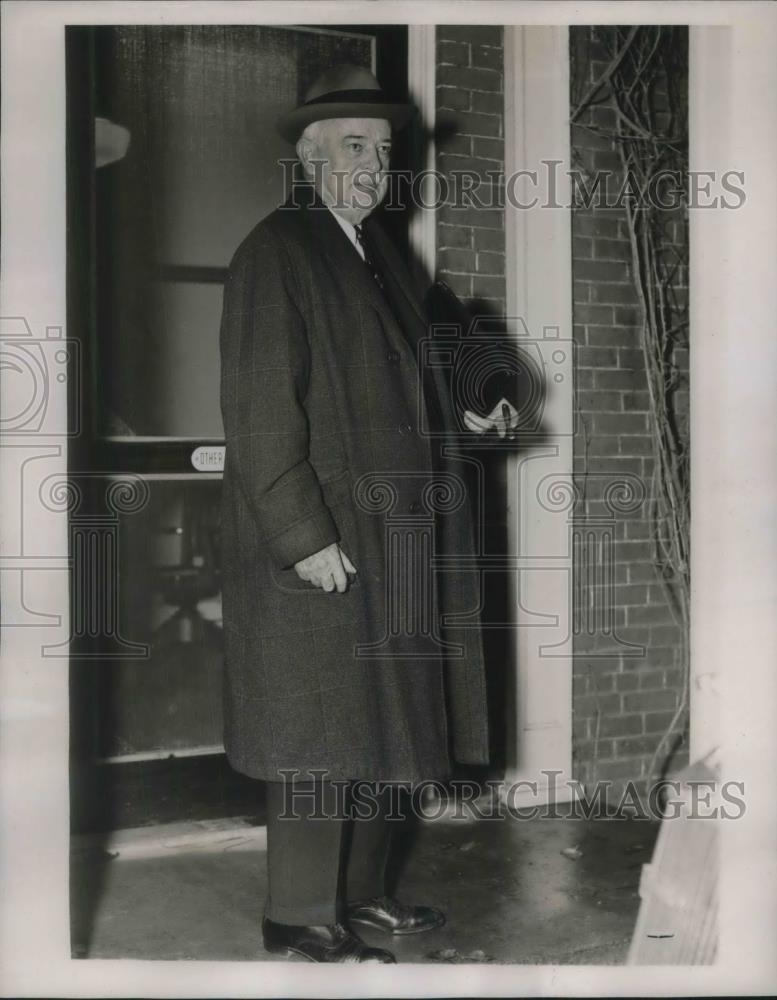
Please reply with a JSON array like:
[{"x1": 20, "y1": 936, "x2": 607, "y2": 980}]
[
  {"x1": 300, "y1": 120, "x2": 325, "y2": 145},
  {"x1": 296, "y1": 120, "x2": 327, "y2": 180}
]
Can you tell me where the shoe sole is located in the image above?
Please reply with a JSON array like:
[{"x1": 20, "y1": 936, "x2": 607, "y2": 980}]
[
  {"x1": 263, "y1": 940, "x2": 396, "y2": 963},
  {"x1": 348, "y1": 915, "x2": 446, "y2": 936}
]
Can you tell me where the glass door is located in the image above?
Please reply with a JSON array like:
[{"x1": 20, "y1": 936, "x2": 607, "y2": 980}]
[{"x1": 67, "y1": 23, "x2": 409, "y2": 831}]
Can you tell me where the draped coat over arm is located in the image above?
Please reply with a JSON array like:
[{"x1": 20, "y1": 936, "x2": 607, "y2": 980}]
[{"x1": 219, "y1": 187, "x2": 491, "y2": 783}]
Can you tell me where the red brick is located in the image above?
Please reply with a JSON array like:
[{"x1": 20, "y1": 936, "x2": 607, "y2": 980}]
[
  {"x1": 663, "y1": 668, "x2": 687, "y2": 690},
  {"x1": 618, "y1": 347, "x2": 646, "y2": 370},
  {"x1": 438, "y1": 223, "x2": 473, "y2": 250},
  {"x1": 438, "y1": 39, "x2": 470, "y2": 67},
  {"x1": 471, "y1": 136, "x2": 504, "y2": 161},
  {"x1": 591, "y1": 236, "x2": 631, "y2": 260},
  {"x1": 439, "y1": 152, "x2": 498, "y2": 179},
  {"x1": 574, "y1": 259, "x2": 631, "y2": 283},
  {"x1": 624, "y1": 689, "x2": 677, "y2": 712},
  {"x1": 473, "y1": 228, "x2": 504, "y2": 253},
  {"x1": 638, "y1": 668, "x2": 667, "y2": 690},
  {"x1": 621, "y1": 390, "x2": 651, "y2": 412},
  {"x1": 624, "y1": 520, "x2": 653, "y2": 541},
  {"x1": 440, "y1": 248, "x2": 477, "y2": 273},
  {"x1": 592, "y1": 412, "x2": 649, "y2": 434},
  {"x1": 476, "y1": 251, "x2": 504, "y2": 275},
  {"x1": 472, "y1": 274, "x2": 505, "y2": 298},
  {"x1": 572, "y1": 213, "x2": 623, "y2": 239},
  {"x1": 574, "y1": 303, "x2": 615, "y2": 325},
  {"x1": 436, "y1": 132, "x2": 472, "y2": 156},
  {"x1": 574, "y1": 280, "x2": 591, "y2": 304},
  {"x1": 612, "y1": 583, "x2": 651, "y2": 607},
  {"x1": 649, "y1": 625, "x2": 684, "y2": 646},
  {"x1": 578, "y1": 346, "x2": 618, "y2": 369},
  {"x1": 471, "y1": 90, "x2": 504, "y2": 116},
  {"x1": 627, "y1": 562, "x2": 661, "y2": 584},
  {"x1": 617, "y1": 435, "x2": 652, "y2": 456},
  {"x1": 613, "y1": 735, "x2": 661, "y2": 758},
  {"x1": 437, "y1": 85, "x2": 471, "y2": 113},
  {"x1": 438, "y1": 271, "x2": 472, "y2": 298},
  {"x1": 600, "y1": 713, "x2": 644, "y2": 738},
  {"x1": 471, "y1": 44, "x2": 502, "y2": 71},
  {"x1": 613, "y1": 306, "x2": 641, "y2": 326},
  {"x1": 613, "y1": 540, "x2": 653, "y2": 563},
  {"x1": 573, "y1": 716, "x2": 591, "y2": 742},
  {"x1": 587, "y1": 104, "x2": 617, "y2": 130},
  {"x1": 591, "y1": 282, "x2": 640, "y2": 306},
  {"x1": 644, "y1": 710, "x2": 681, "y2": 734},
  {"x1": 574, "y1": 390, "x2": 621, "y2": 412},
  {"x1": 575, "y1": 692, "x2": 622, "y2": 718},
  {"x1": 450, "y1": 110, "x2": 502, "y2": 138},
  {"x1": 439, "y1": 203, "x2": 503, "y2": 230},
  {"x1": 585, "y1": 326, "x2": 635, "y2": 348},
  {"x1": 573, "y1": 372, "x2": 595, "y2": 395},
  {"x1": 593, "y1": 149, "x2": 624, "y2": 173},
  {"x1": 574, "y1": 738, "x2": 615, "y2": 761},
  {"x1": 593, "y1": 368, "x2": 647, "y2": 392},
  {"x1": 595, "y1": 757, "x2": 645, "y2": 781},
  {"x1": 584, "y1": 434, "x2": 620, "y2": 457},
  {"x1": 630, "y1": 646, "x2": 679, "y2": 670},
  {"x1": 615, "y1": 672, "x2": 639, "y2": 692},
  {"x1": 437, "y1": 65, "x2": 502, "y2": 94},
  {"x1": 573, "y1": 235, "x2": 593, "y2": 259},
  {"x1": 589, "y1": 671, "x2": 618, "y2": 692}
]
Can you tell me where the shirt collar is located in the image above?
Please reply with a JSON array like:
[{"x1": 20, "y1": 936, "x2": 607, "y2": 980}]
[{"x1": 325, "y1": 206, "x2": 364, "y2": 259}]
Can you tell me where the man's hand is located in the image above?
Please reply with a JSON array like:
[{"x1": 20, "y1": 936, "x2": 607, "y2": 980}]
[
  {"x1": 294, "y1": 543, "x2": 357, "y2": 592},
  {"x1": 463, "y1": 398, "x2": 519, "y2": 438}
]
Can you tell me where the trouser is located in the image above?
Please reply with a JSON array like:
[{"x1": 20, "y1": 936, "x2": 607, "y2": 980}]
[{"x1": 265, "y1": 778, "x2": 395, "y2": 926}]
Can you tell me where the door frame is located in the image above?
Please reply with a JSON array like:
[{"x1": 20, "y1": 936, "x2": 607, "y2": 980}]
[{"x1": 503, "y1": 25, "x2": 575, "y2": 804}]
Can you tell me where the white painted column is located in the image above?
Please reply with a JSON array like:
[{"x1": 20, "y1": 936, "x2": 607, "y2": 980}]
[
  {"x1": 689, "y1": 20, "x2": 777, "y2": 976},
  {"x1": 502, "y1": 26, "x2": 574, "y2": 803},
  {"x1": 407, "y1": 24, "x2": 436, "y2": 286}
]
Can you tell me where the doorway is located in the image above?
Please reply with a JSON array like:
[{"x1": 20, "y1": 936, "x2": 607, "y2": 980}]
[{"x1": 67, "y1": 23, "x2": 410, "y2": 833}]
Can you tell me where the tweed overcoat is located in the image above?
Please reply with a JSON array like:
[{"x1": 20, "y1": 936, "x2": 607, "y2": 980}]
[{"x1": 218, "y1": 186, "x2": 489, "y2": 783}]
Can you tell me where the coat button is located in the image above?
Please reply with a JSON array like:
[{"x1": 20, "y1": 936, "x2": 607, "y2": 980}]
[
  {"x1": 386, "y1": 350, "x2": 400, "y2": 364},
  {"x1": 398, "y1": 421, "x2": 413, "y2": 435},
  {"x1": 408, "y1": 500, "x2": 421, "y2": 514}
]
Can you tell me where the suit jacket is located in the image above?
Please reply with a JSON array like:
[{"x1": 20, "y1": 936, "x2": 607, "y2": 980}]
[{"x1": 219, "y1": 185, "x2": 489, "y2": 783}]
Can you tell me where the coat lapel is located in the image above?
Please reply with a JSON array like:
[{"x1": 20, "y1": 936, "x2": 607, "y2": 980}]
[{"x1": 295, "y1": 190, "x2": 410, "y2": 347}]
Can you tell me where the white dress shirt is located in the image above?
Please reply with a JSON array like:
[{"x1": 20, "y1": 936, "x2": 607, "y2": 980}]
[{"x1": 326, "y1": 206, "x2": 366, "y2": 261}]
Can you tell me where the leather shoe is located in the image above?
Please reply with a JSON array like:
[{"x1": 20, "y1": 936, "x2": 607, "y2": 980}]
[
  {"x1": 347, "y1": 895, "x2": 446, "y2": 935},
  {"x1": 262, "y1": 917, "x2": 396, "y2": 963}
]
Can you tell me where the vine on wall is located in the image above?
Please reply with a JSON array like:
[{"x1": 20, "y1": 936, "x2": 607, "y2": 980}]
[{"x1": 571, "y1": 26, "x2": 690, "y2": 781}]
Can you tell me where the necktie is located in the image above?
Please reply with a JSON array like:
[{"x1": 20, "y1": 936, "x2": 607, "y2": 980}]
[
  {"x1": 354, "y1": 223, "x2": 448, "y2": 450},
  {"x1": 354, "y1": 224, "x2": 385, "y2": 291}
]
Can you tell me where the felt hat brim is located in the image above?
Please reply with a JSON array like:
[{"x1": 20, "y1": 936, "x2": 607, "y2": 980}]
[{"x1": 276, "y1": 100, "x2": 414, "y2": 145}]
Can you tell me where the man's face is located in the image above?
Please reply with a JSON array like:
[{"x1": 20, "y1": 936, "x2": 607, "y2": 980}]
[{"x1": 302, "y1": 118, "x2": 392, "y2": 224}]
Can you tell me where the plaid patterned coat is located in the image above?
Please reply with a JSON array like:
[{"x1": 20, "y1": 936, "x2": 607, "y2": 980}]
[{"x1": 219, "y1": 187, "x2": 489, "y2": 783}]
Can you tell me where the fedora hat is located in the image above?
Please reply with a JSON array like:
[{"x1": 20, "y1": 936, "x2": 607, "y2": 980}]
[{"x1": 276, "y1": 64, "x2": 414, "y2": 145}]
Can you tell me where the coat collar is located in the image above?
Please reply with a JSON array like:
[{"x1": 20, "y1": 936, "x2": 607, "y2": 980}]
[{"x1": 286, "y1": 184, "x2": 429, "y2": 342}]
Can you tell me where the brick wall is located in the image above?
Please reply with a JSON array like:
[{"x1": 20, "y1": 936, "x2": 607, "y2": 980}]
[
  {"x1": 435, "y1": 26, "x2": 506, "y2": 314},
  {"x1": 435, "y1": 27, "x2": 511, "y2": 772},
  {"x1": 569, "y1": 27, "x2": 690, "y2": 796},
  {"x1": 432, "y1": 26, "x2": 689, "y2": 796}
]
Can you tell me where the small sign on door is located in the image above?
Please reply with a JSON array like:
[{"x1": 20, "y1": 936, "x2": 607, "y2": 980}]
[{"x1": 191, "y1": 445, "x2": 225, "y2": 472}]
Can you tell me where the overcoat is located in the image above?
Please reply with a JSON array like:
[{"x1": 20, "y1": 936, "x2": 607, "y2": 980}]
[{"x1": 219, "y1": 185, "x2": 489, "y2": 783}]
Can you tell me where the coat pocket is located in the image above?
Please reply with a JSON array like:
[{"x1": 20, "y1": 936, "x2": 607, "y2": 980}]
[{"x1": 270, "y1": 470, "x2": 360, "y2": 595}]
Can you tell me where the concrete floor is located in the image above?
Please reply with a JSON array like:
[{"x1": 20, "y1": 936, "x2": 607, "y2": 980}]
[{"x1": 71, "y1": 810, "x2": 657, "y2": 965}]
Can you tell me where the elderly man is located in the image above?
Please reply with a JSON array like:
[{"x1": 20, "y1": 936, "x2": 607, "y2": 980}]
[{"x1": 219, "y1": 65, "x2": 518, "y2": 963}]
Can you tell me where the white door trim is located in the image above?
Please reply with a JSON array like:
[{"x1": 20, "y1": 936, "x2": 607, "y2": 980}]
[
  {"x1": 407, "y1": 25, "x2": 437, "y2": 285},
  {"x1": 503, "y1": 25, "x2": 574, "y2": 805}
]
